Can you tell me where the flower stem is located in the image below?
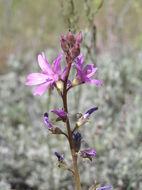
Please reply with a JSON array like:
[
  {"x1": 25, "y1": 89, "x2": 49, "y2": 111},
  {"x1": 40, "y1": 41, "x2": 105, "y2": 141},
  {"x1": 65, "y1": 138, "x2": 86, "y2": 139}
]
[
  {"x1": 63, "y1": 94, "x2": 81, "y2": 190},
  {"x1": 62, "y1": 56, "x2": 82, "y2": 190}
]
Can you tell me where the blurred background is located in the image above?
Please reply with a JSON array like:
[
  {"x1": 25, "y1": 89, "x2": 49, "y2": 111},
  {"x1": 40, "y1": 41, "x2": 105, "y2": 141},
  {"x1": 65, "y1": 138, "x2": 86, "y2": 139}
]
[{"x1": 0, "y1": 0, "x2": 142, "y2": 189}]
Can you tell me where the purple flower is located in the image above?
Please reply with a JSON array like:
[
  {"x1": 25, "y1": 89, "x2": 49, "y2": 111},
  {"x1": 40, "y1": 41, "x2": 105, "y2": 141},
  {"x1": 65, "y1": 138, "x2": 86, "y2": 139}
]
[
  {"x1": 51, "y1": 109, "x2": 67, "y2": 120},
  {"x1": 25, "y1": 52, "x2": 68, "y2": 96},
  {"x1": 55, "y1": 152, "x2": 64, "y2": 162},
  {"x1": 76, "y1": 107, "x2": 98, "y2": 127},
  {"x1": 73, "y1": 132, "x2": 82, "y2": 152},
  {"x1": 79, "y1": 148, "x2": 96, "y2": 161},
  {"x1": 96, "y1": 186, "x2": 112, "y2": 190},
  {"x1": 44, "y1": 113, "x2": 53, "y2": 129},
  {"x1": 73, "y1": 55, "x2": 103, "y2": 86}
]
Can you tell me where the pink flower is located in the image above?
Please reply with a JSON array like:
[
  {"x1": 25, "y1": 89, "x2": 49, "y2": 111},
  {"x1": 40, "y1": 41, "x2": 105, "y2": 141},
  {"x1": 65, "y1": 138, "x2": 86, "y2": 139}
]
[
  {"x1": 25, "y1": 52, "x2": 68, "y2": 96},
  {"x1": 73, "y1": 55, "x2": 103, "y2": 86}
]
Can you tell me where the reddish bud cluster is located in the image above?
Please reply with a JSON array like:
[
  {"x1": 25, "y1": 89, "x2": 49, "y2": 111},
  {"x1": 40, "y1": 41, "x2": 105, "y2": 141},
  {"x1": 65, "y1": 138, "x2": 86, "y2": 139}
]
[{"x1": 61, "y1": 30, "x2": 82, "y2": 60}]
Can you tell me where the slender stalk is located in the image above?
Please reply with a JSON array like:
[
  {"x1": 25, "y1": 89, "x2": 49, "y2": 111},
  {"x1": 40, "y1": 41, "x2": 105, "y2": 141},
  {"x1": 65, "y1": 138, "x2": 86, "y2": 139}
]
[
  {"x1": 63, "y1": 94, "x2": 81, "y2": 190},
  {"x1": 62, "y1": 57, "x2": 82, "y2": 190}
]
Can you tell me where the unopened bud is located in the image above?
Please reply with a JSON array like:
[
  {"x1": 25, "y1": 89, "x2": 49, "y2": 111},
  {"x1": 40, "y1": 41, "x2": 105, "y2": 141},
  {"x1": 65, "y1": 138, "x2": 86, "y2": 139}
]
[
  {"x1": 66, "y1": 30, "x2": 76, "y2": 46},
  {"x1": 73, "y1": 132, "x2": 82, "y2": 152},
  {"x1": 70, "y1": 47, "x2": 80, "y2": 60},
  {"x1": 76, "y1": 31, "x2": 82, "y2": 45},
  {"x1": 61, "y1": 35, "x2": 69, "y2": 52}
]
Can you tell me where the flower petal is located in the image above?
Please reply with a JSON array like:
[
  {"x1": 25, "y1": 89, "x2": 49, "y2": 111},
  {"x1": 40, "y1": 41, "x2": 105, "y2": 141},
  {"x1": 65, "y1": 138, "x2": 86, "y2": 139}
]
[
  {"x1": 85, "y1": 149, "x2": 96, "y2": 156},
  {"x1": 79, "y1": 148, "x2": 96, "y2": 160},
  {"x1": 51, "y1": 109, "x2": 66, "y2": 118},
  {"x1": 33, "y1": 81, "x2": 51, "y2": 96},
  {"x1": 87, "y1": 79, "x2": 104, "y2": 86},
  {"x1": 25, "y1": 73, "x2": 52, "y2": 86},
  {"x1": 83, "y1": 64, "x2": 98, "y2": 78},
  {"x1": 67, "y1": 80, "x2": 72, "y2": 88},
  {"x1": 61, "y1": 65, "x2": 68, "y2": 80},
  {"x1": 53, "y1": 54, "x2": 62, "y2": 74},
  {"x1": 55, "y1": 152, "x2": 64, "y2": 162},
  {"x1": 75, "y1": 54, "x2": 84, "y2": 70},
  {"x1": 85, "y1": 107, "x2": 98, "y2": 115},
  {"x1": 44, "y1": 112, "x2": 53, "y2": 129},
  {"x1": 38, "y1": 52, "x2": 53, "y2": 74}
]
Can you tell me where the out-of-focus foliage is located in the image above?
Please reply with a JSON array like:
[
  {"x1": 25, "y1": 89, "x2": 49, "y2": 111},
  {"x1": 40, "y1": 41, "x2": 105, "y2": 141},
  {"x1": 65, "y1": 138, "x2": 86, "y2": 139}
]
[{"x1": 0, "y1": 0, "x2": 142, "y2": 190}]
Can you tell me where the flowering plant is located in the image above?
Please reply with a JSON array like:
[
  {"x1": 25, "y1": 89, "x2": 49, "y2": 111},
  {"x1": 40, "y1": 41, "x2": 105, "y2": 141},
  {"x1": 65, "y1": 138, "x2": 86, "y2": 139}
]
[{"x1": 26, "y1": 30, "x2": 112, "y2": 190}]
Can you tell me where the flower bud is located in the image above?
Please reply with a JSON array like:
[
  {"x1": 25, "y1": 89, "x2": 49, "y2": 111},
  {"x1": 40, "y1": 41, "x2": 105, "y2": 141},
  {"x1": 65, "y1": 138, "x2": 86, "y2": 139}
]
[
  {"x1": 70, "y1": 47, "x2": 80, "y2": 60},
  {"x1": 76, "y1": 31, "x2": 82, "y2": 45},
  {"x1": 66, "y1": 30, "x2": 76, "y2": 46},
  {"x1": 73, "y1": 132, "x2": 82, "y2": 152},
  {"x1": 44, "y1": 112, "x2": 66, "y2": 135},
  {"x1": 61, "y1": 35, "x2": 69, "y2": 52}
]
